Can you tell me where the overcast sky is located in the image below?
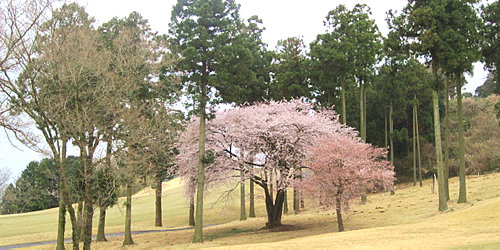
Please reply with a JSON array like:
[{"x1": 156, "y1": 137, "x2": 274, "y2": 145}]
[{"x1": 0, "y1": 0, "x2": 490, "y2": 180}]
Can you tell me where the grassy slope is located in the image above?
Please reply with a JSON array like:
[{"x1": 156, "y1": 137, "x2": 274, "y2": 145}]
[
  {"x1": 1, "y1": 172, "x2": 499, "y2": 249},
  {"x1": 0, "y1": 178, "x2": 264, "y2": 246}
]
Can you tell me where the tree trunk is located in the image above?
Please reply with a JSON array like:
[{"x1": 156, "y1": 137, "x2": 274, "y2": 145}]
[
  {"x1": 335, "y1": 190, "x2": 344, "y2": 232},
  {"x1": 189, "y1": 194, "x2": 195, "y2": 226},
  {"x1": 363, "y1": 82, "x2": 367, "y2": 140},
  {"x1": 456, "y1": 76, "x2": 467, "y2": 203},
  {"x1": 264, "y1": 187, "x2": 285, "y2": 228},
  {"x1": 56, "y1": 143, "x2": 69, "y2": 250},
  {"x1": 444, "y1": 78, "x2": 450, "y2": 201},
  {"x1": 341, "y1": 85, "x2": 347, "y2": 124},
  {"x1": 432, "y1": 87, "x2": 448, "y2": 211},
  {"x1": 293, "y1": 187, "x2": 299, "y2": 214},
  {"x1": 155, "y1": 178, "x2": 163, "y2": 227},
  {"x1": 249, "y1": 180, "x2": 255, "y2": 217},
  {"x1": 269, "y1": 170, "x2": 274, "y2": 200},
  {"x1": 283, "y1": 190, "x2": 288, "y2": 214},
  {"x1": 60, "y1": 170, "x2": 79, "y2": 249},
  {"x1": 240, "y1": 173, "x2": 246, "y2": 220},
  {"x1": 389, "y1": 103, "x2": 394, "y2": 165},
  {"x1": 193, "y1": 81, "x2": 207, "y2": 243},
  {"x1": 360, "y1": 82, "x2": 366, "y2": 141},
  {"x1": 82, "y1": 156, "x2": 94, "y2": 250},
  {"x1": 413, "y1": 100, "x2": 417, "y2": 186},
  {"x1": 56, "y1": 197, "x2": 66, "y2": 250},
  {"x1": 389, "y1": 103, "x2": 395, "y2": 195},
  {"x1": 55, "y1": 140, "x2": 79, "y2": 250},
  {"x1": 299, "y1": 168, "x2": 304, "y2": 209},
  {"x1": 77, "y1": 201, "x2": 84, "y2": 242},
  {"x1": 384, "y1": 112, "x2": 388, "y2": 148},
  {"x1": 96, "y1": 206, "x2": 107, "y2": 241},
  {"x1": 416, "y1": 103, "x2": 423, "y2": 187},
  {"x1": 123, "y1": 183, "x2": 134, "y2": 246}
]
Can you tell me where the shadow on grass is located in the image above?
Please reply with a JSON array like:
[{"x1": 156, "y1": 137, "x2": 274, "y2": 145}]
[{"x1": 205, "y1": 228, "x2": 256, "y2": 241}]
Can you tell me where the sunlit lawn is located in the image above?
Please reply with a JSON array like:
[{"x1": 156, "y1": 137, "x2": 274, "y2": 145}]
[{"x1": 1, "y1": 172, "x2": 499, "y2": 249}]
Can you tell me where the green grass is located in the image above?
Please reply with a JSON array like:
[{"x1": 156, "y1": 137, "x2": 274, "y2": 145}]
[
  {"x1": 1, "y1": 172, "x2": 500, "y2": 249},
  {"x1": 0, "y1": 178, "x2": 266, "y2": 246}
]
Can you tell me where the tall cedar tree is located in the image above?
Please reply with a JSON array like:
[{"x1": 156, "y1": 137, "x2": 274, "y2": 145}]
[
  {"x1": 437, "y1": 0, "x2": 482, "y2": 203},
  {"x1": 323, "y1": 4, "x2": 381, "y2": 141},
  {"x1": 396, "y1": 0, "x2": 454, "y2": 211},
  {"x1": 169, "y1": 0, "x2": 242, "y2": 242}
]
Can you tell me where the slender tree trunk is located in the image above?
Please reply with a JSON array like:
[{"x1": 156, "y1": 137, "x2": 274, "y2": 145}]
[
  {"x1": 56, "y1": 197, "x2": 66, "y2": 250},
  {"x1": 55, "y1": 140, "x2": 79, "y2": 249},
  {"x1": 384, "y1": 112, "x2": 388, "y2": 148},
  {"x1": 335, "y1": 189, "x2": 344, "y2": 232},
  {"x1": 283, "y1": 190, "x2": 288, "y2": 214},
  {"x1": 269, "y1": 170, "x2": 274, "y2": 200},
  {"x1": 389, "y1": 103, "x2": 394, "y2": 165},
  {"x1": 193, "y1": 81, "x2": 207, "y2": 243},
  {"x1": 123, "y1": 183, "x2": 134, "y2": 245},
  {"x1": 363, "y1": 83, "x2": 367, "y2": 140},
  {"x1": 444, "y1": 78, "x2": 450, "y2": 201},
  {"x1": 61, "y1": 179, "x2": 79, "y2": 249},
  {"x1": 293, "y1": 187, "x2": 299, "y2": 214},
  {"x1": 96, "y1": 206, "x2": 107, "y2": 241},
  {"x1": 155, "y1": 178, "x2": 163, "y2": 227},
  {"x1": 416, "y1": 104, "x2": 423, "y2": 187},
  {"x1": 389, "y1": 103, "x2": 395, "y2": 195},
  {"x1": 432, "y1": 86, "x2": 448, "y2": 211},
  {"x1": 77, "y1": 201, "x2": 84, "y2": 242},
  {"x1": 249, "y1": 180, "x2": 255, "y2": 217},
  {"x1": 360, "y1": 82, "x2": 366, "y2": 141},
  {"x1": 341, "y1": 85, "x2": 346, "y2": 124},
  {"x1": 299, "y1": 168, "x2": 304, "y2": 209},
  {"x1": 56, "y1": 142, "x2": 70, "y2": 250},
  {"x1": 82, "y1": 156, "x2": 94, "y2": 250},
  {"x1": 413, "y1": 100, "x2": 417, "y2": 186},
  {"x1": 456, "y1": 75, "x2": 467, "y2": 203},
  {"x1": 240, "y1": 172, "x2": 246, "y2": 220},
  {"x1": 189, "y1": 194, "x2": 195, "y2": 226}
]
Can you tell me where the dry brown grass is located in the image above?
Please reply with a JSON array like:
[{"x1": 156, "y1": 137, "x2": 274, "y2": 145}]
[{"x1": 3, "y1": 172, "x2": 500, "y2": 249}]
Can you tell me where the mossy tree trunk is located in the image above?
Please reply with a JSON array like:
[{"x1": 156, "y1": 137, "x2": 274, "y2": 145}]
[
  {"x1": 416, "y1": 102, "x2": 423, "y2": 187},
  {"x1": 444, "y1": 78, "x2": 450, "y2": 201},
  {"x1": 456, "y1": 75, "x2": 467, "y2": 203},
  {"x1": 432, "y1": 86, "x2": 448, "y2": 211}
]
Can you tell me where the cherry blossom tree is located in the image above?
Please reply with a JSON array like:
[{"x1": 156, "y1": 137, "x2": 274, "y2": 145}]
[
  {"x1": 177, "y1": 99, "x2": 356, "y2": 228},
  {"x1": 301, "y1": 134, "x2": 395, "y2": 232}
]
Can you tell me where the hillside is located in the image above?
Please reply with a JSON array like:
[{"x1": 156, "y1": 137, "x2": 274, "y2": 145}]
[{"x1": 0, "y1": 172, "x2": 499, "y2": 249}]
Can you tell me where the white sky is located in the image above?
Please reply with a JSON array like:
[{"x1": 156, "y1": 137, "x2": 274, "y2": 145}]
[{"x1": 0, "y1": 0, "x2": 490, "y2": 180}]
